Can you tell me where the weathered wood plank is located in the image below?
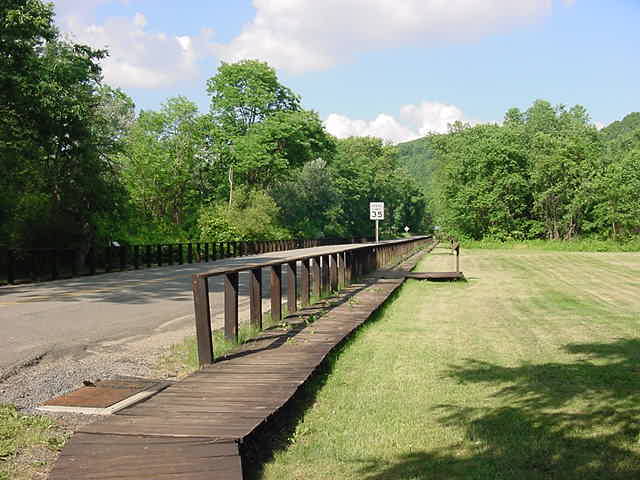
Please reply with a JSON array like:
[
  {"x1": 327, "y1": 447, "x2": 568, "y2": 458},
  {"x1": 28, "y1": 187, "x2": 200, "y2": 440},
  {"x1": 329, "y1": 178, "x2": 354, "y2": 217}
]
[{"x1": 48, "y1": 240, "x2": 432, "y2": 480}]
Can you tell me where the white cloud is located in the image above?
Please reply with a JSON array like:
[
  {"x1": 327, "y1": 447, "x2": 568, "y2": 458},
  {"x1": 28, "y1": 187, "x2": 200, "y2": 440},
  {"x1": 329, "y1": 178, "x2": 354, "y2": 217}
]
[
  {"x1": 52, "y1": 1, "x2": 201, "y2": 89},
  {"x1": 325, "y1": 113, "x2": 418, "y2": 144},
  {"x1": 216, "y1": 0, "x2": 576, "y2": 73},
  {"x1": 325, "y1": 100, "x2": 473, "y2": 144}
]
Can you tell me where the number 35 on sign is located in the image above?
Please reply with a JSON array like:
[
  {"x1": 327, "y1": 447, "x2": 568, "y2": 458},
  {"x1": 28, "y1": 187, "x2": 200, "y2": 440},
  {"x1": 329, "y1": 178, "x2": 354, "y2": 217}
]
[{"x1": 369, "y1": 202, "x2": 384, "y2": 220}]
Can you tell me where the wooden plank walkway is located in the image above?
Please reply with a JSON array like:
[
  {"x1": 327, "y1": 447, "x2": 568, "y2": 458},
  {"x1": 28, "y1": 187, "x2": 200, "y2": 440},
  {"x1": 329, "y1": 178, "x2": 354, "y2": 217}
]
[{"x1": 48, "y1": 243, "x2": 433, "y2": 479}]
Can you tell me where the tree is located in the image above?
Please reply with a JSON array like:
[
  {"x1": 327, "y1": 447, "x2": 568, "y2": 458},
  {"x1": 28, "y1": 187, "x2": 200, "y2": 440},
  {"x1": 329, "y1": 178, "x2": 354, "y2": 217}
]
[
  {"x1": 272, "y1": 159, "x2": 341, "y2": 238},
  {"x1": 117, "y1": 97, "x2": 209, "y2": 240},
  {"x1": 206, "y1": 60, "x2": 305, "y2": 203},
  {"x1": 233, "y1": 110, "x2": 336, "y2": 187},
  {"x1": 1, "y1": 0, "x2": 126, "y2": 254},
  {"x1": 329, "y1": 137, "x2": 427, "y2": 238}
]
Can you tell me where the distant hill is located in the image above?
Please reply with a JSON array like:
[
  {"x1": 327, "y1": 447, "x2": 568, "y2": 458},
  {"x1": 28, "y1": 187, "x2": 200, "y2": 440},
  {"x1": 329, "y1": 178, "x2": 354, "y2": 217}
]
[
  {"x1": 395, "y1": 136, "x2": 435, "y2": 194},
  {"x1": 600, "y1": 112, "x2": 640, "y2": 145}
]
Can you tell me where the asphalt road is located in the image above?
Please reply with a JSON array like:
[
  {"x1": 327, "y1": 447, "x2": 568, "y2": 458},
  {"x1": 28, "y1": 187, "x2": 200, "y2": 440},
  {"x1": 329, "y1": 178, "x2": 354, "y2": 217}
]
[{"x1": 0, "y1": 243, "x2": 361, "y2": 378}]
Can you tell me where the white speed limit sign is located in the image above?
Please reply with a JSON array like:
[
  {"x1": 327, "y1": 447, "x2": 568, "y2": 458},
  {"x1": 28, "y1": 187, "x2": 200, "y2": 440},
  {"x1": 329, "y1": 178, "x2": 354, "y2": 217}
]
[{"x1": 369, "y1": 202, "x2": 384, "y2": 220}]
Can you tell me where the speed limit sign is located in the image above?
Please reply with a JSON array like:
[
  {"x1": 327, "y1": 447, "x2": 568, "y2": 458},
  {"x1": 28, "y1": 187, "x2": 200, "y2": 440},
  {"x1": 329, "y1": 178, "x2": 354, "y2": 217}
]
[{"x1": 369, "y1": 202, "x2": 384, "y2": 220}]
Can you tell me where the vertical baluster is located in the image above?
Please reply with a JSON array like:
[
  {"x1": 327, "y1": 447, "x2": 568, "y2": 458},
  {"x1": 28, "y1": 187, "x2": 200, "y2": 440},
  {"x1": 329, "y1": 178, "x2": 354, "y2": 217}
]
[
  {"x1": 224, "y1": 272, "x2": 239, "y2": 342},
  {"x1": 312, "y1": 257, "x2": 321, "y2": 299},
  {"x1": 300, "y1": 258, "x2": 310, "y2": 306},
  {"x1": 250, "y1": 267, "x2": 262, "y2": 330},
  {"x1": 330, "y1": 253, "x2": 338, "y2": 292},
  {"x1": 321, "y1": 254, "x2": 330, "y2": 296},
  {"x1": 271, "y1": 265, "x2": 282, "y2": 324},
  {"x1": 287, "y1": 261, "x2": 298, "y2": 314},
  {"x1": 192, "y1": 275, "x2": 213, "y2": 366}
]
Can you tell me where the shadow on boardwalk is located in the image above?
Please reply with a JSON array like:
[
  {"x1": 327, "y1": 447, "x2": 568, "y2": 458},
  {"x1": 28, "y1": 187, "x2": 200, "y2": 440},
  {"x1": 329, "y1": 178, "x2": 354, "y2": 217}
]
[{"x1": 352, "y1": 338, "x2": 640, "y2": 479}]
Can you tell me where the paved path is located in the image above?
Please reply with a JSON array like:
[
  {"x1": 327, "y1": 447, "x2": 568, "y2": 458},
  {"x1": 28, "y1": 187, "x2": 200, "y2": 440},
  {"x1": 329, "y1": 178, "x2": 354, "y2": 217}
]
[
  {"x1": 47, "y1": 243, "x2": 432, "y2": 480},
  {"x1": 0, "y1": 243, "x2": 367, "y2": 378}
]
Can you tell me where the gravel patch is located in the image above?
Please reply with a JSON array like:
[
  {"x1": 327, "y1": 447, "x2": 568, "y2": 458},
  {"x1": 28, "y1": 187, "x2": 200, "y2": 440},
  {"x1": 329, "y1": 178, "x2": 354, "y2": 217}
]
[{"x1": 0, "y1": 322, "x2": 195, "y2": 411}]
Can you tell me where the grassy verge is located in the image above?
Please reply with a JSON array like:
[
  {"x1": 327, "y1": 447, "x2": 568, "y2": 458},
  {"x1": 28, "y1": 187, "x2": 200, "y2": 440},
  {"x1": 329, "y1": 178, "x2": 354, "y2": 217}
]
[
  {"x1": 158, "y1": 300, "x2": 331, "y2": 379},
  {"x1": 459, "y1": 237, "x2": 640, "y2": 252},
  {"x1": 0, "y1": 405, "x2": 67, "y2": 480},
  {"x1": 256, "y1": 248, "x2": 640, "y2": 479}
]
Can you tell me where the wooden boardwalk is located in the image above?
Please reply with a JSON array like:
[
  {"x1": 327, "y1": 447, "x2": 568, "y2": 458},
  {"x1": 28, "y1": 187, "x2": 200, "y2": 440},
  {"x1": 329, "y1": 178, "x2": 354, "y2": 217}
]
[{"x1": 48, "y1": 243, "x2": 433, "y2": 479}]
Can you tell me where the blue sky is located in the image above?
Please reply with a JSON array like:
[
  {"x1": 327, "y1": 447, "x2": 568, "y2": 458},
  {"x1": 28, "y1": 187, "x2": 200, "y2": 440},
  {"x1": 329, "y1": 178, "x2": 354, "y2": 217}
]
[{"x1": 52, "y1": 0, "x2": 639, "y2": 143}]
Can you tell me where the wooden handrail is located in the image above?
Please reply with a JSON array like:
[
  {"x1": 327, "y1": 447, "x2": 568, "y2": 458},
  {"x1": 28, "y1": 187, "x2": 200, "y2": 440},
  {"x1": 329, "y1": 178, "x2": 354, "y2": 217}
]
[{"x1": 191, "y1": 236, "x2": 432, "y2": 366}]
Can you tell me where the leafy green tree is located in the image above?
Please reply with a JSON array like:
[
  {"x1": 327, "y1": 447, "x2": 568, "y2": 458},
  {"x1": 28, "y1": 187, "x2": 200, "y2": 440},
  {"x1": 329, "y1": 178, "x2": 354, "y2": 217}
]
[
  {"x1": 1, "y1": 0, "x2": 126, "y2": 255},
  {"x1": 429, "y1": 123, "x2": 533, "y2": 239},
  {"x1": 272, "y1": 159, "x2": 341, "y2": 238},
  {"x1": 117, "y1": 97, "x2": 209, "y2": 240},
  {"x1": 197, "y1": 188, "x2": 289, "y2": 242},
  {"x1": 206, "y1": 60, "x2": 334, "y2": 203},
  {"x1": 329, "y1": 137, "x2": 427, "y2": 238},
  {"x1": 207, "y1": 60, "x2": 300, "y2": 136}
]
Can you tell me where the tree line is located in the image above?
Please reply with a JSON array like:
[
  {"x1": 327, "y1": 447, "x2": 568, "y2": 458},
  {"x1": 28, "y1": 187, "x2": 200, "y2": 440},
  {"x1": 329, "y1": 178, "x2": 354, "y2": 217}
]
[
  {"x1": 1, "y1": 1, "x2": 427, "y2": 256},
  {"x1": 424, "y1": 102, "x2": 640, "y2": 241}
]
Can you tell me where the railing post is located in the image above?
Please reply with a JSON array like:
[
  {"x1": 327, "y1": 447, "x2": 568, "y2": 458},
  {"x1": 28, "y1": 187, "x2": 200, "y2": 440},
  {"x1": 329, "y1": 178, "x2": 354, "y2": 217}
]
[
  {"x1": 7, "y1": 249, "x2": 15, "y2": 284},
  {"x1": 178, "y1": 244, "x2": 184, "y2": 265},
  {"x1": 70, "y1": 249, "x2": 78, "y2": 277},
  {"x1": 311, "y1": 257, "x2": 321, "y2": 299},
  {"x1": 192, "y1": 276, "x2": 213, "y2": 366},
  {"x1": 338, "y1": 252, "x2": 345, "y2": 289},
  {"x1": 204, "y1": 242, "x2": 209, "y2": 262},
  {"x1": 345, "y1": 251, "x2": 352, "y2": 286},
  {"x1": 271, "y1": 265, "x2": 282, "y2": 324},
  {"x1": 30, "y1": 250, "x2": 37, "y2": 281},
  {"x1": 301, "y1": 258, "x2": 310, "y2": 306},
  {"x1": 287, "y1": 261, "x2": 298, "y2": 314},
  {"x1": 321, "y1": 254, "x2": 330, "y2": 296},
  {"x1": 120, "y1": 245, "x2": 127, "y2": 271},
  {"x1": 168, "y1": 244, "x2": 174, "y2": 265},
  {"x1": 188, "y1": 243, "x2": 193, "y2": 264},
  {"x1": 51, "y1": 250, "x2": 58, "y2": 281},
  {"x1": 134, "y1": 245, "x2": 140, "y2": 269},
  {"x1": 250, "y1": 267, "x2": 262, "y2": 330},
  {"x1": 224, "y1": 272, "x2": 239, "y2": 342},
  {"x1": 89, "y1": 246, "x2": 96, "y2": 275},
  {"x1": 330, "y1": 253, "x2": 338, "y2": 292},
  {"x1": 106, "y1": 246, "x2": 112, "y2": 273}
]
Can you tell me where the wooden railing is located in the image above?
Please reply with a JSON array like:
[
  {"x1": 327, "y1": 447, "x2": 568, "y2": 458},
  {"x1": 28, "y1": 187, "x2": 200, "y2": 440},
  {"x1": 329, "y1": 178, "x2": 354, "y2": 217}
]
[
  {"x1": 191, "y1": 236, "x2": 432, "y2": 366},
  {"x1": 0, "y1": 237, "x2": 372, "y2": 285}
]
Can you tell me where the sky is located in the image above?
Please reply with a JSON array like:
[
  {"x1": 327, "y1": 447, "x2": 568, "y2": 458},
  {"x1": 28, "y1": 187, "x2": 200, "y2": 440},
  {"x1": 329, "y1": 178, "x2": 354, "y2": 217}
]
[{"x1": 51, "y1": 0, "x2": 640, "y2": 144}]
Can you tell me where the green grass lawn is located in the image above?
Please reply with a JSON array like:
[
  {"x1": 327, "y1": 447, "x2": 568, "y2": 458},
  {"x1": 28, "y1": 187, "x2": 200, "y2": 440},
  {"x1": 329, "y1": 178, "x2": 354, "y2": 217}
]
[
  {"x1": 0, "y1": 405, "x2": 66, "y2": 480},
  {"x1": 256, "y1": 247, "x2": 640, "y2": 479}
]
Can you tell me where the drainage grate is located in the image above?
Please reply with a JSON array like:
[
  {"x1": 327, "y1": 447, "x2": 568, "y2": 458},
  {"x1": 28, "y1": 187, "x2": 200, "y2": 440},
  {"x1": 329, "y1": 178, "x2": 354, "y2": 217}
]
[{"x1": 38, "y1": 377, "x2": 171, "y2": 414}]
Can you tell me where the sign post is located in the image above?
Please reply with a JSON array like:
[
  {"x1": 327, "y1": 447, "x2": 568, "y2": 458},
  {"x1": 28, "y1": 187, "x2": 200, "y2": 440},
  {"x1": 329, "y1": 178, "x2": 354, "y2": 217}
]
[{"x1": 369, "y1": 202, "x2": 384, "y2": 244}]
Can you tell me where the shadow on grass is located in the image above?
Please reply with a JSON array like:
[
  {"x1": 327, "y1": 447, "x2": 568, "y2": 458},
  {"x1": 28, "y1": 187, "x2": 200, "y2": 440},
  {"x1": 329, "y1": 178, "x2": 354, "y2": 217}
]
[{"x1": 356, "y1": 338, "x2": 640, "y2": 479}]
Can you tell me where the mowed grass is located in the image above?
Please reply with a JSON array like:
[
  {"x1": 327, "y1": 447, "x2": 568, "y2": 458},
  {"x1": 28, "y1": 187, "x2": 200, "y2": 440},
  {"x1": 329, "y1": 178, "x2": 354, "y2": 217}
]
[{"x1": 257, "y1": 247, "x2": 640, "y2": 479}]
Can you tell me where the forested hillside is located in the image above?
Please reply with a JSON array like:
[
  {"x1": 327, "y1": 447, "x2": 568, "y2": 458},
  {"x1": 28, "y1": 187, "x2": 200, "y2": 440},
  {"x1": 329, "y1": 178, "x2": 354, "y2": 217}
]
[
  {"x1": 1, "y1": 1, "x2": 427, "y2": 254},
  {"x1": 418, "y1": 103, "x2": 640, "y2": 240},
  {"x1": 396, "y1": 137, "x2": 435, "y2": 195}
]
